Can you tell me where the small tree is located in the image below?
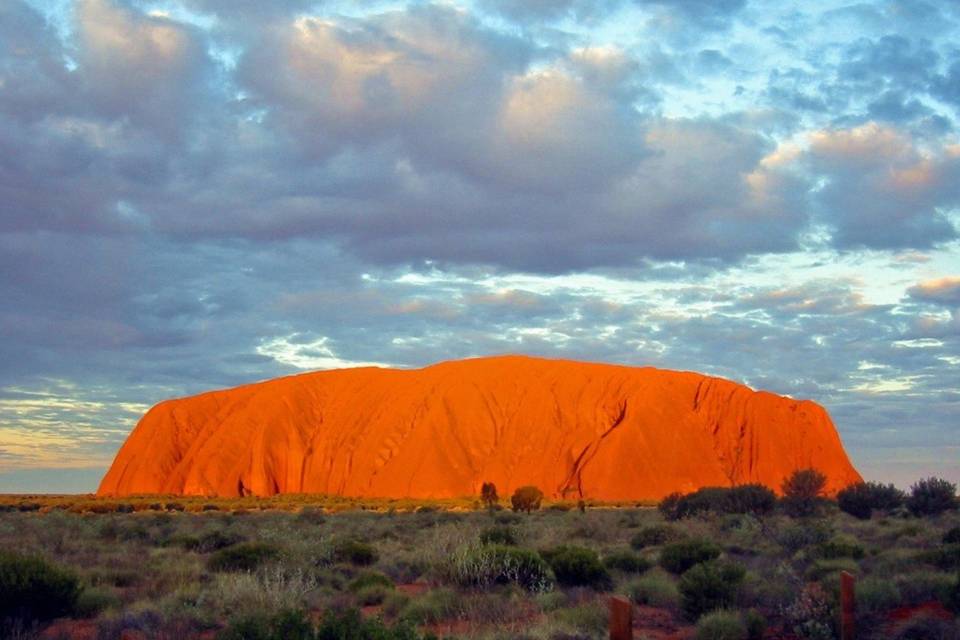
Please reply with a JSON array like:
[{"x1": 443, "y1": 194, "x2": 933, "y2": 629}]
[
  {"x1": 907, "y1": 477, "x2": 958, "y2": 516},
  {"x1": 511, "y1": 486, "x2": 544, "y2": 513},
  {"x1": 837, "y1": 481, "x2": 905, "y2": 520},
  {"x1": 481, "y1": 482, "x2": 499, "y2": 510},
  {"x1": 781, "y1": 468, "x2": 827, "y2": 517}
]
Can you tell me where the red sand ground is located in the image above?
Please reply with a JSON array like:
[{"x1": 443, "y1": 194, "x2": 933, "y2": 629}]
[{"x1": 99, "y1": 355, "x2": 862, "y2": 500}]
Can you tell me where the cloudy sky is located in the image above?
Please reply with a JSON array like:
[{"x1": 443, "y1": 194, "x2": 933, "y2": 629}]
[{"x1": 1, "y1": 0, "x2": 958, "y2": 492}]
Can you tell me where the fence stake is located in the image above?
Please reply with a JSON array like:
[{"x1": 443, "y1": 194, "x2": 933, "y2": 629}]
[
  {"x1": 609, "y1": 595, "x2": 632, "y2": 640},
  {"x1": 840, "y1": 570, "x2": 855, "y2": 640}
]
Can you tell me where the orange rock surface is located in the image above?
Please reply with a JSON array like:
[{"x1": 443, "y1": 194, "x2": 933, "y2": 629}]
[{"x1": 98, "y1": 355, "x2": 862, "y2": 499}]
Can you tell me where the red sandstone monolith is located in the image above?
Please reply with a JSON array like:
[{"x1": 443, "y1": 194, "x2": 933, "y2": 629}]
[{"x1": 98, "y1": 355, "x2": 863, "y2": 498}]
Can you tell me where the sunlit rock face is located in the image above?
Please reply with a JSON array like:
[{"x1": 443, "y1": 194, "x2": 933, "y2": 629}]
[{"x1": 98, "y1": 355, "x2": 862, "y2": 499}]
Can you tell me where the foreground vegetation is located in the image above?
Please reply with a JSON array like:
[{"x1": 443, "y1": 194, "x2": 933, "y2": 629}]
[{"x1": 1, "y1": 476, "x2": 958, "y2": 639}]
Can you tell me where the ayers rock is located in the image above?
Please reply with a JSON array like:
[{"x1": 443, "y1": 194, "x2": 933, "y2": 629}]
[{"x1": 98, "y1": 355, "x2": 862, "y2": 500}]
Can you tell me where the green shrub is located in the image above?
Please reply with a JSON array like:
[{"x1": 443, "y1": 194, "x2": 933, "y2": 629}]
[
  {"x1": 805, "y1": 558, "x2": 859, "y2": 583},
  {"x1": 816, "y1": 536, "x2": 865, "y2": 560},
  {"x1": 679, "y1": 560, "x2": 746, "y2": 620},
  {"x1": 182, "y1": 529, "x2": 244, "y2": 553},
  {"x1": 947, "y1": 572, "x2": 960, "y2": 614},
  {"x1": 445, "y1": 544, "x2": 553, "y2": 592},
  {"x1": 218, "y1": 609, "x2": 314, "y2": 640},
  {"x1": 837, "y1": 482, "x2": 905, "y2": 519},
  {"x1": 165, "y1": 502, "x2": 185, "y2": 512},
  {"x1": 856, "y1": 577, "x2": 902, "y2": 614},
  {"x1": 626, "y1": 571, "x2": 680, "y2": 609},
  {"x1": 630, "y1": 524, "x2": 675, "y2": 549},
  {"x1": 727, "y1": 484, "x2": 777, "y2": 516},
  {"x1": 297, "y1": 507, "x2": 326, "y2": 525},
  {"x1": 541, "y1": 545, "x2": 612, "y2": 589},
  {"x1": 894, "y1": 570, "x2": 954, "y2": 607},
  {"x1": 943, "y1": 527, "x2": 960, "y2": 545},
  {"x1": 348, "y1": 571, "x2": 394, "y2": 592},
  {"x1": 659, "y1": 492, "x2": 685, "y2": 520},
  {"x1": 0, "y1": 551, "x2": 81, "y2": 623},
  {"x1": 479, "y1": 525, "x2": 518, "y2": 546},
  {"x1": 743, "y1": 608, "x2": 766, "y2": 640},
  {"x1": 399, "y1": 588, "x2": 460, "y2": 625},
  {"x1": 603, "y1": 550, "x2": 651, "y2": 574},
  {"x1": 906, "y1": 477, "x2": 958, "y2": 516},
  {"x1": 552, "y1": 601, "x2": 607, "y2": 634},
  {"x1": 510, "y1": 486, "x2": 544, "y2": 513},
  {"x1": 73, "y1": 586, "x2": 120, "y2": 618},
  {"x1": 694, "y1": 610, "x2": 747, "y2": 640},
  {"x1": 919, "y1": 545, "x2": 960, "y2": 571},
  {"x1": 660, "y1": 538, "x2": 721, "y2": 574},
  {"x1": 334, "y1": 540, "x2": 378, "y2": 566},
  {"x1": 777, "y1": 521, "x2": 831, "y2": 553},
  {"x1": 208, "y1": 542, "x2": 281, "y2": 572}
]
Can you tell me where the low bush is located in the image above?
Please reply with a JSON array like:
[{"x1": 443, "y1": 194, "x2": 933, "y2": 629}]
[
  {"x1": 777, "y1": 521, "x2": 831, "y2": 553},
  {"x1": 551, "y1": 601, "x2": 607, "y2": 635},
  {"x1": 444, "y1": 544, "x2": 553, "y2": 592},
  {"x1": 659, "y1": 538, "x2": 722, "y2": 575},
  {"x1": 856, "y1": 577, "x2": 902, "y2": 615},
  {"x1": 658, "y1": 485, "x2": 777, "y2": 520},
  {"x1": 815, "y1": 535, "x2": 865, "y2": 560},
  {"x1": 603, "y1": 549, "x2": 651, "y2": 574},
  {"x1": 919, "y1": 545, "x2": 960, "y2": 571},
  {"x1": 334, "y1": 540, "x2": 378, "y2": 566},
  {"x1": 630, "y1": 524, "x2": 675, "y2": 549},
  {"x1": 479, "y1": 525, "x2": 518, "y2": 546},
  {"x1": 948, "y1": 571, "x2": 960, "y2": 614},
  {"x1": 0, "y1": 551, "x2": 82, "y2": 623},
  {"x1": 890, "y1": 612, "x2": 960, "y2": 640},
  {"x1": 781, "y1": 468, "x2": 828, "y2": 518},
  {"x1": 348, "y1": 571, "x2": 394, "y2": 592},
  {"x1": 165, "y1": 502, "x2": 185, "y2": 512},
  {"x1": 541, "y1": 545, "x2": 612, "y2": 589},
  {"x1": 399, "y1": 588, "x2": 460, "y2": 625},
  {"x1": 218, "y1": 609, "x2": 312, "y2": 640},
  {"x1": 73, "y1": 586, "x2": 121, "y2": 618},
  {"x1": 694, "y1": 609, "x2": 747, "y2": 640},
  {"x1": 944, "y1": 527, "x2": 960, "y2": 545},
  {"x1": 837, "y1": 482, "x2": 905, "y2": 519},
  {"x1": 906, "y1": 477, "x2": 958, "y2": 516},
  {"x1": 208, "y1": 542, "x2": 281, "y2": 572},
  {"x1": 626, "y1": 571, "x2": 680, "y2": 609},
  {"x1": 743, "y1": 608, "x2": 766, "y2": 640},
  {"x1": 805, "y1": 558, "x2": 859, "y2": 583},
  {"x1": 679, "y1": 560, "x2": 746, "y2": 620}
]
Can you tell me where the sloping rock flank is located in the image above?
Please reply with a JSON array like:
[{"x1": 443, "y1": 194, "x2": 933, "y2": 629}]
[{"x1": 98, "y1": 356, "x2": 862, "y2": 499}]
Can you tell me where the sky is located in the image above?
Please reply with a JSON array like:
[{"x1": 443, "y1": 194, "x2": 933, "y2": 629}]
[{"x1": 0, "y1": 0, "x2": 958, "y2": 493}]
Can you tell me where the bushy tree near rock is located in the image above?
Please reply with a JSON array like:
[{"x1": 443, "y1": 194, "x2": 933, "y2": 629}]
[
  {"x1": 837, "y1": 481, "x2": 905, "y2": 519},
  {"x1": 511, "y1": 486, "x2": 543, "y2": 513},
  {"x1": 781, "y1": 468, "x2": 827, "y2": 517},
  {"x1": 906, "y1": 477, "x2": 958, "y2": 516},
  {"x1": 481, "y1": 482, "x2": 498, "y2": 510}
]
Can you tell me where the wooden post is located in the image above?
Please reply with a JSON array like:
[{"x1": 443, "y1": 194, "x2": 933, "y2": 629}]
[
  {"x1": 609, "y1": 595, "x2": 632, "y2": 640},
  {"x1": 840, "y1": 570, "x2": 855, "y2": 640}
]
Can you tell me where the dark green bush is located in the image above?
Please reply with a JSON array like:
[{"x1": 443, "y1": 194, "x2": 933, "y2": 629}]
[
  {"x1": 659, "y1": 538, "x2": 722, "y2": 575},
  {"x1": 694, "y1": 609, "x2": 746, "y2": 640},
  {"x1": 208, "y1": 542, "x2": 281, "y2": 572},
  {"x1": 727, "y1": 484, "x2": 777, "y2": 516},
  {"x1": 348, "y1": 571, "x2": 394, "y2": 592},
  {"x1": 907, "y1": 477, "x2": 958, "y2": 516},
  {"x1": 179, "y1": 529, "x2": 243, "y2": 553},
  {"x1": 777, "y1": 521, "x2": 831, "y2": 553},
  {"x1": 837, "y1": 482, "x2": 905, "y2": 519},
  {"x1": 218, "y1": 609, "x2": 314, "y2": 640},
  {"x1": 0, "y1": 551, "x2": 81, "y2": 623},
  {"x1": 541, "y1": 545, "x2": 612, "y2": 589},
  {"x1": 816, "y1": 536, "x2": 865, "y2": 560},
  {"x1": 317, "y1": 607, "x2": 425, "y2": 640},
  {"x1": 479, "y1": 525, "x2": 518, "y2": 546},
  {"x1": 631, "y1": 525, "x2": 675, "y2": 549},
  {"x1": 679, "y1": 560, "x2": 746, "y2": 620},
  {"x1": 743, "y1": 608, "x2": 766, "y2": 640},
  {"x1": 165, "y1": 502, "x2": 185, "y2": 512},
  {"x1": 334, "y1": 540, "x2": 378, "y2": 566},
  {"x1": 659, "y1": 492, "x2": 685, "y2": 520},
  {"x1": 510, "y1": 486, "x2": 544, "y2": 513},
  {"x1": 921, "y1": 545, "x2": 960, "y2": 571},
  {"x1": 944, "y1": 527, "x2": 960, "y2": 545},
  {"x1": 947, "y1": 572, "x2": 960, "y2": 614},
  {"x1": 116, "y1": 504, "x2": 135, "y2": 514},
  {"x1": 603, "y1": 550, "x2": 651, "y2": 574}
]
